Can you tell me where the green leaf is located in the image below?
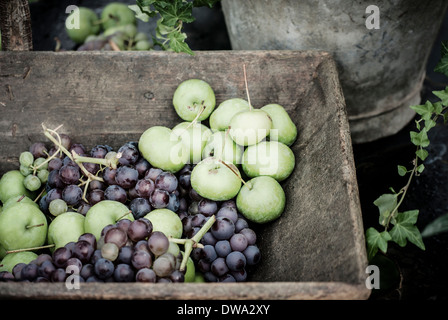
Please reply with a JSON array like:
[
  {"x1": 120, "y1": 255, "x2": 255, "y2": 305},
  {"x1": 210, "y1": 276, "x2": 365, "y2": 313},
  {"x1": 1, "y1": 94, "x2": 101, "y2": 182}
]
[
  {"x1": 389, "y1": 210, "x2": 425, "y2": 250},
  {"x1": 421, "y1": 213, "x2": 448, "y2": 237},
  {"x1": 415, "y1": 148, "x2": 428, "y2": 161},
  {"x1": 410, "y1": 101, "x2": 434, "y2": 119},
  {"x1": 433, "y1": 88, "x2": 448, "y2": 106},
  {"x1": 410, "y1": 129, "x2": 430, "y2": 147},
  {"x1": 389, "y1": 222, "x2": 425, "y2": 250},
  {"x1": 128, "y1": 4, "x2": 154, "y2": 22},
  {"x1": 373, "y1": 193, "x2": 398, "y2": 226},
  {"x1": 397, "y1": 165, "x2": 407, "y2": 176},
  {"x1": 168, "y1": 31, "x2": 194, "y2": 55},
  {"x1": 366, "y1": 228, "x2": 392, "y2": 261},
  {"x1": 416, "y1": 163, "x2": 425, "y2": 173},
  {"x1": 434, "y1": 40, "x2": 448, "y2": 78},
  {"x1": 155, "y1": 0, "x2": 195, "y2": 27},
  {"x1": 424, "y1": 119, "x2": 436, "y2": 131}
]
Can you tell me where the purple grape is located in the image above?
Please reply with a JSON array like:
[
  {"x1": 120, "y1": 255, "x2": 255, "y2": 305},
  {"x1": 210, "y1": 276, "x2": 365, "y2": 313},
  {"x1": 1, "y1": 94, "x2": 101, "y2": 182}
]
[
  {"x1": 201, "y1": 245, "x2": 217, "y2": 263},
  {"x1": 167, "y1": 192, "x2": 180, "y2": 212},
  {"x1": 131, "y1": 250, "x2": 153, "y2": 270},
  {"x1": 114, "y1": 264, "x2": 135, "y2": 282},
  {"x1": 211, "y1": 257, "x2": 229, "y2": 277},
  {"x1": 134, "y1": 240, "x2": 150, "y2": 253},
  {"x1": 135, "y1": 179, "x2": 155, "y2": 198},
  {"x1": 90, "y1": 145, "x2": 109, "y2": 158},
  {"x1": 219, "y1": 273, "x2": 236, "y2": 282},
  {"x1": 116, "y1": 219, "x2": 132, "y2": 233},
  {"x1": 80, "y1": 264, "x2": 94, "y2": 280},
  {"x1": 47, "y1": 170, "x2": 65, "y2": 189},
  {"x1": 66, "y1": 257, "x2": 82, "y2": 272},
  {"x1": 215, "y1": 240, "x2": 232, "y2": 257},
  {"x1": 178, "y1": 173, "x2": 191, "y2": 189},
  {"x1": 129, "y1": 197, "x2": 152, "y2": 219},
  {"x1": 198, "y1": 199, "x2": 218, "y2": 216},
  {"x1": 117, "y1": 246, "x2": 134, "y2": 264},
  {"x1": 243, "y1": 245, "x2": 261, "y2": 266},
  {"x1": 226, "y1": 251, "x2": 246, "y2": 272},
  {"x1": 62, "y1": 184, "x2": 82, "y2": 206},
  {"x1": 216, "y1": 206, "x2": 238, "y2": 223},
  {"x1": 29, "y1": 142, "x2": 47, "y2": 158},
  {"x1": 239, "y1": 228, "x2": 257, "y2": 245},
  {"x1": 149, "y1": 188, "x2": 169, "y2": 208},
  {"x1": 51, "y1": 268, "x2": 67, "y2": 282},
  {"x1": 191, "y1": 213, "x2": 206, "y2": 227},
  {"x1": 20, "y1": 263, "x2": 38, "y2": 281},
  {"x1": 48, "y1": 158, "x2": 63, "y2": 171},
  {"x1": 59, "y1": 164, "x2": 81, "y2": 185},
  {"x1": 135, "y1": 158, "x2": 151, "y2": 178},
  {"x1": 234, "y1": 218, "x2": 249, "y2": 233},
  {"x1": 94, "y1": 258, "x2": 114, "y2": 280},
  {"x1": 201, "y1": 231, "x2": 217, "y2": 246},
  {"x1": 88, "y1": 180, "x2": 106, "y2": 191},
  {"x1": 229, "y1": 233, "x2": 248, "y2": 252},
  {"x1": 83, "y1": 162, "x2": 100, "y2": 175},
  {"x1": 135, "y1": 268, "x2": 156, "y2": 282},
  {"x1": 115, "y1": 166, "x2": 139, "y2": 189},
  {"x1": 145, "y1": 167, "x2": 162, "y2": 181},
  {"x1": 127, "y1": 218, "x2": 152, "y2": 242},
  {"x1": 12, "y1": 263, "x2": 26, "y2": 280},
  {"x1": 104, "y1": 227, "x2": 128, "y2": 248},
  {"x1": 72, "y1": 240, "x2": 95, "y2": 263},
  {"x1": 103, "y1": 167, "x2": 117, "y2": 185},
  {"x1": 104, "y1": 185, "x2": 127, "y2": 203},
  {"x1": 197, "y1": 259, "x2": 211, "y2": 273},
  {"x1": 70, "y1": 143, "x2": 86, "y2": 156},
  {"x1": 231, "y1": 269, "x2": 247, "y2": 282},
  {"x1": 155, "y1": 172, "x2": 178, "y2": 192},
  {"x1": 147, "y1": 231, "x2": 169, "y2": 256},
  {"x1": 77, "y1": 202, "x2": 91, "y2": 216},
  {"x1": 211, "y1": 217, "x2": 235, "y2": 240},
  {"x1": 118, "y1": 143, "x2": 139, "y2": 166},
  {"x1": 52, "y1": 247, "x2": 72, "y2": 268},
  {"x1": 170, "y1": 270, "x2": 185, "y2": 283},
  {"x1": 46, "y1": 188, "x2": 63, "y2": 202},
  {"x1": 87, "y1": 189, "x2": 104, "y2": 205}
]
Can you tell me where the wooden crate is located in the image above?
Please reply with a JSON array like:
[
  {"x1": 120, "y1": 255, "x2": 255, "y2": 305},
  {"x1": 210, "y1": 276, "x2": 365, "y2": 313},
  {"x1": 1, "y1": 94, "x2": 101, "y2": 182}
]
[{"x1": 0, "y1": 50, "x2": 370, "y2": 299}]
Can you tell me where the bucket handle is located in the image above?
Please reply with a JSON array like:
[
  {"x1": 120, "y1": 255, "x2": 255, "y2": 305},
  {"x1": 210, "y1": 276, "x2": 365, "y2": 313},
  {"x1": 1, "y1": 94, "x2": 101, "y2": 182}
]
[{"x1": 0, "y1": 0, "x2": 33, "y2": 51}]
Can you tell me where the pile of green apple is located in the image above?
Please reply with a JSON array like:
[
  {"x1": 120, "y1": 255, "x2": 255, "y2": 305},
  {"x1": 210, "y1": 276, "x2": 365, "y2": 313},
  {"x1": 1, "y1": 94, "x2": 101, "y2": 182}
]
[
  {"x1": 66, "y1": 2, "x2": 152, "y2": 51},
  {"x1": 140, "y1": 78, "x2": 297, "y2": 224}
]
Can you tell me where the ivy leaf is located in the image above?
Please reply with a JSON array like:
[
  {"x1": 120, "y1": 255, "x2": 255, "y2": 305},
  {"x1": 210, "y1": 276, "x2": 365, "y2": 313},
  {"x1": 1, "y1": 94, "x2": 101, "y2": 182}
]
[
  {"x1": 410, "y1": 101, "x2": 434, "y2": 120},
  {"x1": 366, "y1": 228, "x2": 392, "y2": 261},
  {"x1": 389, "y1": 210, "x2": 425, "y2": 250},
  {"x1": 155, "y1": 0, "x2": 195, "y2": 27},
  {"x1": 415, "y1": 148, "x2": 428, "y2": 161},
  {"x1": 373, "y1": 193, "x2": 398, "y2": 226},
  {"x1": 168, "y1": 30, "x2": 194, "y2": 55},
  {"x1": 434, "y1": 40, "x2": 448, "y2": 78},
  {"x1": 129, "y1": 4, "x2": 155, "y2": 22},
  {"x1": 433, "y1": 87, "x2": 448, "y2": 106},
  {"x1": 397, "y1": 165, "x2": 407, "y2": 176},
  {"x1": 410, "y1": 129, "x2": 430, "y2": 147}
]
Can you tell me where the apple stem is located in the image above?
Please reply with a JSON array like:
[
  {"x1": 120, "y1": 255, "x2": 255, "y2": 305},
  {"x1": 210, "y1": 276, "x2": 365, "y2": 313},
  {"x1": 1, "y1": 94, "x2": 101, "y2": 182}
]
[
  {"x1": 216, "y1": 158, "x2": 249, "y2": 188},
  {"x1": 189, "y1": 104, "x2": 207, "y2": 127},
  {"x1": 6, "y1": 244, "x2": 55, "y2": 254},
  {"x1": 26, "y1": 223, "x2": 45, "y2": 229},
  {"x1": 243, "y1": 64, "x2": 252, "y2": 111},
  {"x1": 115, "y1": 210, "x2": 133, "y2": 222}
]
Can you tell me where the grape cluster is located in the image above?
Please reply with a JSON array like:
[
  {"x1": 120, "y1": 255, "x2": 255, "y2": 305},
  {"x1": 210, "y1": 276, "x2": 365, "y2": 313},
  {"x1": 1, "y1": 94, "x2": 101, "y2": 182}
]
[{"x1": 0, "y1": 218, "x2": 186, "y2": 283}]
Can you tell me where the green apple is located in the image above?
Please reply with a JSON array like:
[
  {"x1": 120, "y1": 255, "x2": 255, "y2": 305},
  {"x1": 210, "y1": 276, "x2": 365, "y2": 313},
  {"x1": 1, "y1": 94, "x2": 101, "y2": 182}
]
[
  {"x1": 139, "y1": 126, "x2": 189, "y2": 173},
  {"x1": 172, "y1": 79, "x2": 216, "y2": 122},
  {"x1": 202, "y1": 131, "x2": 243, "y2": 165},
  {"x1": 261, "y1": 104, "x2": 298, "y2": 146},
  {"x1": 172, "y1": 121, "x2": 213, "y2": 164},
  {"x1": 190, "y1": 157, "x2": 242, "y2": 201},
  {"x1": 0, "y1": 251, "x2": 38, "y2": 273},
  {"x1": 103, "y1": 23, "x2": 138, "y2": 39},
  {"x1": 229, "y1": 109, "x2": 272, "y2": 146},
  {"x1": 2, "y1": 195, "x2": 38, "y2": 211},
  {"x1": 236, "y1": 176, "x2": 285, "y2": 224},
  {"x1": 101, "y1": 2, "x2": 136, "y2": 30},
  {"x1": 209, "y1": 98, "x2": 250, "y2": 132},
  {"x1": 47, "y1": 212, "x2": 85, "y2": 251},
  {"x1": 144, "y1": 208, "x2": 182, "y2": 238},
  {"x1": 0, "y1": 244, "x2": 5, "y2": 260},
  {"x1": 84, "y1": 200, "x2": 134, "y2": 240},
  {"x1": 135, "y1": 40, "x2": 152, "y2": 51},
  {"x1": 65, "y1": 7, "x2": 101, "y2": 44},
  {"x1": 242, "y1": 141, "x2": 295, "y2": 182},
  {"x1": 0, "y1": 170, "x2": 33, "y2": 204},
  {"x1": 0, "y1": 202, "x2": 47, "y2": 251}
]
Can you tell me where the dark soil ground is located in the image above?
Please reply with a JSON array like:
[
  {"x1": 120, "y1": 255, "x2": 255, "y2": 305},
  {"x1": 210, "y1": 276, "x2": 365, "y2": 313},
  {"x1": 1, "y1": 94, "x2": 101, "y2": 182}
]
[{"x1": 26, "y1": 0, "x2": 448, "y2": 301}]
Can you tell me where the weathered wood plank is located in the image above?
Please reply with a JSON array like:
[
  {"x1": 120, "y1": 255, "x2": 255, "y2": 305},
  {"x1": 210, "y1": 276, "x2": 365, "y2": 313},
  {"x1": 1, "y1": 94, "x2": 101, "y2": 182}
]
[{"x1": 0, "y1": 50, "x2": 369, "y2": 299}]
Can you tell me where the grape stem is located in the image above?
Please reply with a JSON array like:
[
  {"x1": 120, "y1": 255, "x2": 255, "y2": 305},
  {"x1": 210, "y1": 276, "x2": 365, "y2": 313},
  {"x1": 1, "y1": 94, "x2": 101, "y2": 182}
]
[
  {"x1": 169, "y1": 214, "x2": 216, "y2": 271},
  {"x1": 6, "y1": 244, "x2": 55, "y2": 254}
]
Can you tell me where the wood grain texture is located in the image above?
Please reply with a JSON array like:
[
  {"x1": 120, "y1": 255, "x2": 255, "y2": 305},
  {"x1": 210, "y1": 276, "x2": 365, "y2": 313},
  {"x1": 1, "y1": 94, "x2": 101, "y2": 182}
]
[
  {"x1": 0, "y1": 0, "x2": 33, "y2": 51},
  {"x1": 0, "y1": 50, "x2": 370, "y2": 299}
]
